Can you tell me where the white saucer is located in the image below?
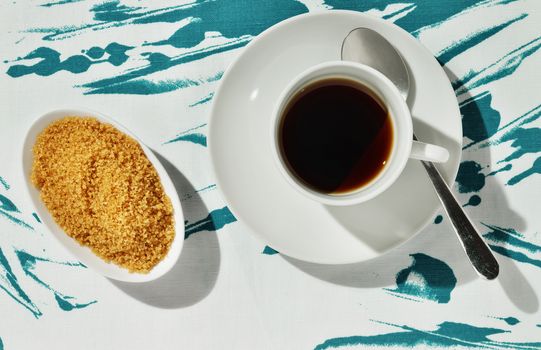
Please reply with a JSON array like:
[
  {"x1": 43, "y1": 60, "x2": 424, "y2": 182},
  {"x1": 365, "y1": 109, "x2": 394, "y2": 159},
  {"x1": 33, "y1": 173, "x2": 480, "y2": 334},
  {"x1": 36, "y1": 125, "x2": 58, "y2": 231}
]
[{"x1": 209, "y1": 11, "x2": 461, "y2": 264}]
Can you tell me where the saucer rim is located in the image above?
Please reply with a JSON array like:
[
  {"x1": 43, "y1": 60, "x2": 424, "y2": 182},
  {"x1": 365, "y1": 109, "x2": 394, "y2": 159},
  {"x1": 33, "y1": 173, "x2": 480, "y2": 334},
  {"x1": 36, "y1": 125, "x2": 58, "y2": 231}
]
[{"x1": 208, "y1": 10, "x2": 461, "y2": 265}]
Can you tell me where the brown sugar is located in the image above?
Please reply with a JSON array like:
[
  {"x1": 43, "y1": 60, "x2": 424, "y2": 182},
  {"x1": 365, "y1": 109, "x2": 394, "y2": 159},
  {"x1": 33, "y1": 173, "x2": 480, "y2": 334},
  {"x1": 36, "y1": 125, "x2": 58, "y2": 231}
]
[{"x1": 31, "y1": 117, "x2": 175, "y2": 273}]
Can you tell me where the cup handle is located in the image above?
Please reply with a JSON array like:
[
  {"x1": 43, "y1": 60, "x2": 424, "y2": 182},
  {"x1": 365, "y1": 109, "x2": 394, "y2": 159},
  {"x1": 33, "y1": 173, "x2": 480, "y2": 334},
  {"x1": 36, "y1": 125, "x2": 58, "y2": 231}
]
[{"x1": 410, "y1": 140, "x2": 449, "y2": 163}]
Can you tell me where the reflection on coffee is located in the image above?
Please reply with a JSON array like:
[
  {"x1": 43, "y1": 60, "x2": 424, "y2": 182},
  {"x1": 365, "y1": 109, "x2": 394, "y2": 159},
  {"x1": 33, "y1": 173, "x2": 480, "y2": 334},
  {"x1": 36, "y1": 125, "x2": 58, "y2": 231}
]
[{"x1": 279, "y1": 77, "x2": 393, "y2": 194}]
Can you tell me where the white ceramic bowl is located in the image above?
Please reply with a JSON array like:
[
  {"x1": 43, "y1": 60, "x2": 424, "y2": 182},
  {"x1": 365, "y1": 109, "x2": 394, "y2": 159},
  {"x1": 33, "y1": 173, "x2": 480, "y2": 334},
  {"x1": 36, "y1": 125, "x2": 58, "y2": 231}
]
[{"x1": 21, "y1": 109, "x2": 184, "y2": 283}]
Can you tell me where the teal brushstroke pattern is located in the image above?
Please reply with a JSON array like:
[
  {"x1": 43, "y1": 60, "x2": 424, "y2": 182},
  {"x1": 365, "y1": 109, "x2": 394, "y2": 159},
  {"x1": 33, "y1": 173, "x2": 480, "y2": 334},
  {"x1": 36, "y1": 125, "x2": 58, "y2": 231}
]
[
  {"x1": 40, "y1": 0, "x2": 84, "y2": 7},
  {"x1": 325, "y1": 0, "x2": 492, "y2": 34},
  {"x1": 54, "y1": 293, "x2": 97, "y2": 311},
  {"x1": 0, "y1": 337, "x2": 3, "y2": 350},
  {"x1": 0, "y1": 175, "x2": 96, "y2": 317},
  {"x1": 16, "y1": 250, "x2": 96, "y2": 312},
  {"x1": 485, "y1": 104, "x2": 541, "y2": 184},
  {"x1": 262, "y1": 246, "x2": 279, "y2": 255},
  {"x1": 34, "y1": 0, "x2": 308, "y2": 42},
  {"x1": 436, "y1": 13, "x2": 527, "y2": 65},
  {"x1": 32, "y1": 213, "x2": 41, "y2": 223},
  {"x1": 460, "y1": 98, "x2": 540, "y2": 185},
  {"x1": 84, "y1": 75, "x2": 221, "y2": 95},
  {"x1": 80, "y1": 51, "x2": 226, "y2": 95},
  {"x1": 6, "y1": 0, "x2": 532, "y2": 97},
  {"x1": 314, "y1": 320, "x2": 541, "y2": 349},
  {"x1": 508, "y1": 157, "x2": 541, "y2": 185},
  {"x1": 483, "y1": 224, "x2": 541, "y2": 269},
  {"x1": 487, "y1": 163, "x2": 512, "y2": 176},
  {"x1": 8, "y1": 0, "x2": 308, "y2": 94},
  {"x1": 385, "y1": 253, "x2": 457, "y2": 303},
  {"x1": 0, "y1": 194, "x2": 33, "y2": 230},
  {"x1": 463, "y1": 195, "x2": 481, "y2": 207},
  {"x1": 0, "y1": 194, "x2": 19, "y2": 213},
  {"x1": 459, "y1": 92, "x2": 540, "y2": 185},
  {"x1": 499, "y1": 128, "x2": 541, "y2": 164},
  {"x1": 461, "y1": 92, "x2": 501, "y2": 149},
  {"x1": 456, "y1": 161, "x2": 485, "y2": 193},
  {"x1": 453, "y1": 36, "x2": 541, "y2": 94},
  {"x1": 7, "y1": 43, "x2": 132, "y2": 78},
  {"x1": 184, "y1": 206, "x2": 237, "y2": 239},
  {"x1": 165, "y1": 124, "x2": 207, "y2": 146},
  {"x1": 0, "y1": 177, "x2": 9, "y2": 190},
  {"x1": 189, "y1": 92, "x2": 214, "y2": 107},
  {"x1": 434, "y1": 215, "x2": 443, "y2": 224},
  {"x1": 0, "y1": 248, "x2": 42, "y2": 318},
  {"x1": 495, "y1": 317, "x2": 520, "y2": 326}
]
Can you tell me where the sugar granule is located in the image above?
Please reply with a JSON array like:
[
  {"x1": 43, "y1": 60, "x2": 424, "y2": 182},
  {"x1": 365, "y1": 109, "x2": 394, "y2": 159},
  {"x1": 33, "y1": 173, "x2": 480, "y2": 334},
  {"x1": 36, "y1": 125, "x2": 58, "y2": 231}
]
[{"x1": 31, "y1": 117, "x2": 175, "y2": 273}]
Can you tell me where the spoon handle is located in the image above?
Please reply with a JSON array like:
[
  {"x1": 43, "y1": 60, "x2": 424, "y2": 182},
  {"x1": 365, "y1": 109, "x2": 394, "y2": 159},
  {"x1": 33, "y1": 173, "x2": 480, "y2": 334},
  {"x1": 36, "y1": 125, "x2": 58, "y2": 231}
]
[{"x1": 414, "y1": 136, "x2": 499, "y2": 280}]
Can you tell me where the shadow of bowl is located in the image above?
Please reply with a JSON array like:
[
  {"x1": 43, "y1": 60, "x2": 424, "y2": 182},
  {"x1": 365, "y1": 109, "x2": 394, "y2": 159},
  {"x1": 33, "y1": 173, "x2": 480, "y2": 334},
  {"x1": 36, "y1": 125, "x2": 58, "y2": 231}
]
[{"x1": 110, "y1": 151, "x2": 221, "y2": 309}]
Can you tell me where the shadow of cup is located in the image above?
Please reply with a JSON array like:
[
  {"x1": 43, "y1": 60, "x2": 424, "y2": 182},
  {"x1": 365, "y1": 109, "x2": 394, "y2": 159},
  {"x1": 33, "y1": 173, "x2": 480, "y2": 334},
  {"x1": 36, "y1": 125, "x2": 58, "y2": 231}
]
[{"x1": 282, "y1": 62, "x2": 532, "y2": 310}]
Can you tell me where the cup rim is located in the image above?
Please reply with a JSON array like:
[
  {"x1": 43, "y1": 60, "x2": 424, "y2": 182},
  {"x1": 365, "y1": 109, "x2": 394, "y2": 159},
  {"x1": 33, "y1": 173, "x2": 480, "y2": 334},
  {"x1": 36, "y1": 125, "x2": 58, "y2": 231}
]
[{"x1": 270, "y1": 60, "x2": 413, "y2": 206}]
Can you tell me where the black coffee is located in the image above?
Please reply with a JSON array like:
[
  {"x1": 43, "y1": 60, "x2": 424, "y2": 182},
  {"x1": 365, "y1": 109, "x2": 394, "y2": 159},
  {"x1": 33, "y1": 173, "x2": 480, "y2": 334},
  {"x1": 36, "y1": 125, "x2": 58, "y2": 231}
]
[{"x1": 279, "y1": 77, "x2": 393, "y2": 194}]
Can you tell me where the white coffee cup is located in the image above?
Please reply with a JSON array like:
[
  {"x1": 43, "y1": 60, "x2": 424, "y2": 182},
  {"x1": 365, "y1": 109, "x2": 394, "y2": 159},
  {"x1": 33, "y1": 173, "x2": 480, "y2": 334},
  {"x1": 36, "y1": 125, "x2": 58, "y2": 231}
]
[{"x1": 270, "y1": 61, "x2": 449, "y2": 206}]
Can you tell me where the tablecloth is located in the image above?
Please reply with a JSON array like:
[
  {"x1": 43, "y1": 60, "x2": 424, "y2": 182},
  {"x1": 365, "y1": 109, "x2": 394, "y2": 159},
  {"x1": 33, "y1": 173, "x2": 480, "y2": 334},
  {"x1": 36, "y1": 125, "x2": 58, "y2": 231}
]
[{"x1": 1, "y1": 0, "x2": 540, "y2": 349}]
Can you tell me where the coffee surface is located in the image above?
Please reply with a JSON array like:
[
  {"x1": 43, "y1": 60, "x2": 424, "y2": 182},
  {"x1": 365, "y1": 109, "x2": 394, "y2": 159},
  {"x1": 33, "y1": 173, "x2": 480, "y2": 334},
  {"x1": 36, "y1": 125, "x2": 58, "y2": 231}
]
[{"x1": 279, "y1": 78, "x2": 393, "y2": 194}]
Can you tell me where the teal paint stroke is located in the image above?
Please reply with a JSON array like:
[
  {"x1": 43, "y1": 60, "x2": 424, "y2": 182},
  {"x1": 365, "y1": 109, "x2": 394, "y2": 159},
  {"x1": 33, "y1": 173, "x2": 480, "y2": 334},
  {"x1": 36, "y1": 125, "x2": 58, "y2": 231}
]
[
  {"x1": 508, "y1": 157, "x2": 541, "y2": 185},
  {"x1": 165, "y1": 124, "x2": 207, "y2": 146},
  {"x1": 314, "y1": 320, "x2": 541, "y2": 349},
  {"x1": 27, "y1": 2, "x2": 197, "y2": 41},
  {"x1": 434, "y1": 215, "x2": 443, "y2": 224},
  {"x1": 13, "y1": 0, "x2": 307, "y2": 95},
  {"x1": 80, "y1": 42, "x2": 231, "y2": 94},
  {"x1": 385, "y1": 253, "x2": 457, "y2": 304},
  {"x1": 483, "y1": 224, "x2": 541, "y2": 269},
  {"x1": 493, "y1": 104, "x2": 541, "y2": 137},
  {"x1": 0, "y1": 194, "x2": 19, "y2": 213},
  {"x1": 54, "y1": 293, "x2": 97, "y2": 311},
  {"x1": 189, "y1": 92, "x2": 214, "y2": 107},
  {"x1": 32, "y1": 0, "x2": 308, "y2": 42},
  {"x1": 325, "y1": 0, "x2": 496, "y2": 35},
  {"x1": 463, "y1": 195, "x2": 481, "y2": 207},
  {"x1": 0, "y1": 248, "x2": 42, "y2": 318},
  {"x1": 0, "y1": 337, "x2": 3, "y2": 350},
  {"x1": 0, "y1": 177, "x2": 10, "y2": 190},
  {"x1": 184, "y1": 206, "x2": 237, "y2": 239},
  {"x1": 15, "y1": 250, "x2": 96, "y2": 312},
  {"x1": 32, "y1": 213, "x2": 41, "y2": 223},
  {"x1": 40, "y1": 0, "x2": 83, "y2": 7},
  {"x1": 487, "y1": 164, "x2": 512, "y2": 176},
  {"x1": 461, "y1": 91, "x2": 501, "y2": 149},
  {"x1": 437, "y1": 14, "x2": 527, "y2": 65},
  {"x1": 453, "y1": 36, "x2": 541, "y2": 95},
  {"x1": 465, "y1": 102, "x2": 541, "y2": 185},
  {"x1": 499, "y1": 128, "x2": 541, "y2": 164},
  {"x1": 262, "y1": 246, "x2": 279, "y2": 255},
  {"x1": 487, "y1": 104, "x2": 541, "y2": 166},
  {"x1": 7, "y1": 43, "x2": 132, "y2": 78},
  {"x1": 381, "y1": 3, "x2": 416, "y2": 21},
  {"x1": 0, "y1": 194, "x2": 33, "y2": 230},
  {"x1": 455, "y1": 161, "x2": 485, "y2": 193},
  {"x1": 475, "y1": 104, "x2": 541, "y2": 184},
  {"x1": 83, "y1": 46, "x2": 105, "y2": 59},
  {"x1": 83, "y1": 77, "x2": 208, "y2": 95},
  {"x1": 180, "y1": 184, "x2": 216, "y2": 202},
  {"x1": 493, "y1": 316, "x2": 520, "y2": 326}
]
